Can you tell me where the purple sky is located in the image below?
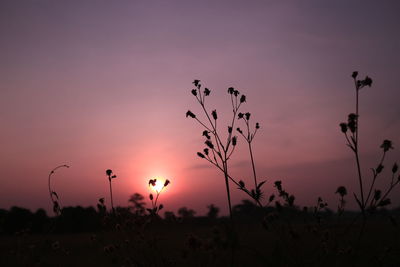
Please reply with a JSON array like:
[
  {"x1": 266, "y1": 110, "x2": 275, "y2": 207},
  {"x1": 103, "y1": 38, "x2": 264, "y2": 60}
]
[{"x1": 1, "y1": 0, "x2": 400, "y2": 215}]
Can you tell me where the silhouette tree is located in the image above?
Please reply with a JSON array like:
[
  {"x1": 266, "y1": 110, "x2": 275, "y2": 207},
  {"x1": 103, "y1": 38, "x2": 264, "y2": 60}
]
[
  {"x1": 178, "y1": 207, "x2": 196, "y2": 219},
  {"x1": 164, "y1": 211, "x2": 177, "y2": 221},
  {"x1": 129, "y1": 193, "x2": 146, "y2": 215},
  {"x1": 206, "y1": 204, "x2": 220, "y2": 219}
]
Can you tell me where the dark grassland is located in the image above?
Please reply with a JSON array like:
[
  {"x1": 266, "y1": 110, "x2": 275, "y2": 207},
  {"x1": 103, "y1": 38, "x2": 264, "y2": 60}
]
[{"x1": 1, "y1": 207, "x2": 400, "y2": 267}]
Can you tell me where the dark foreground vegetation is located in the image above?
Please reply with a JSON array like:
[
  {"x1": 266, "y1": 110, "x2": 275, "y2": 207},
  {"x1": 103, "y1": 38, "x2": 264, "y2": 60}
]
[{"x1": 1, "y1": 202, "x2": 400, "y2": 267}]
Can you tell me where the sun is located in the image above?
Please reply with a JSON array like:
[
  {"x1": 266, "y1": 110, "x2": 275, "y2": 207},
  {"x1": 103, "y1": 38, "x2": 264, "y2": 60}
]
[{"x1": 148, "y1": 177, "x2": 170, "y2": 193}]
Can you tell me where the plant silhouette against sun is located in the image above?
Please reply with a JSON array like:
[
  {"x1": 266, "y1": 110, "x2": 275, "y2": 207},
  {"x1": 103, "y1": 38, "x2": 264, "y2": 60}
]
[
  {"x1": 339, "y1": 72, "x2": 399, "y2": 217},
  {"x1": 186, "y1": 80, "x2": 268, "y2": 219},
  {"x1": 148, "y1": 178, "x2": 170, "y2": 216},
  {"x1": 106, "y1": 169, "x2": 117, "y2": 214},
  {"x1": 48, "y1": 164, "x2": 69, "y2": 215}
]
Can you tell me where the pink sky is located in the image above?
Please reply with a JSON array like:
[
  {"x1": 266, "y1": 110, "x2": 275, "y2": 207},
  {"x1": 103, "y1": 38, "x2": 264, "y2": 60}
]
[{"x1": 1, "y1": 1, "x2": 400, "y2": 215}]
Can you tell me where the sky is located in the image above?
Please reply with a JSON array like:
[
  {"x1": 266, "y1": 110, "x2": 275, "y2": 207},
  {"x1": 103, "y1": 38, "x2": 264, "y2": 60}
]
[{"x1": 1, "y1": 0, "x2": 400, "y2": 216}]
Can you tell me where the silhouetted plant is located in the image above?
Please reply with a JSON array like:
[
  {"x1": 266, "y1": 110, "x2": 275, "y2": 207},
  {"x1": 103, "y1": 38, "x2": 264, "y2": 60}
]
[
  {"x1": 187, "y1": 80, "x2": 267, "y2": 219},
  {"x1": 105, "y1": 169, "x2": 117, "y2": 214},
  {"x1": 48, "y1": 164, "x2": 69, "y2": 215},
  {"x1": 339, "y1": 72, "x2": 399, "y2": 216},
  {"x1": 147, "y1": 178, "x2": 170, "y2": 216}
]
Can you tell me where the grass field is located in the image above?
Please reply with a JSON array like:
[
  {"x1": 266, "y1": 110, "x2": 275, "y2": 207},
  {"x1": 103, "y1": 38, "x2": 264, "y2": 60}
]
[{"x1": 1, "y1": 213, "x2": 400, "y2": 267}]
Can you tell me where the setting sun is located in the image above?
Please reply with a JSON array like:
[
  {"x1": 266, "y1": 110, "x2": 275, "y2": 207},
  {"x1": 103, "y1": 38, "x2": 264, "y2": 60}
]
[{"x1": 148, "y1": 177, "x2": 170, "y2": 193}]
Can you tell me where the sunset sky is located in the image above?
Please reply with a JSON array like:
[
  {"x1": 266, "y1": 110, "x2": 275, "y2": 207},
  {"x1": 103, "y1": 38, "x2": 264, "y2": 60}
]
[{"x1": 1, "y1": 0, "x2": 400, "y2": 215}]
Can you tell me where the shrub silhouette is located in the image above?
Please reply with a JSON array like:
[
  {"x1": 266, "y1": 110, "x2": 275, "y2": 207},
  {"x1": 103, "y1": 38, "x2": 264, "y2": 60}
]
[
  {"x1": 128, "y1": 193, "x2": 146, "y2": 216},
  {"x1": 178, "y1": 207, "x2": 196, "y2": 220},
  {"x1": 206, "y1": 204, "x2": 220, "y2": 219}
]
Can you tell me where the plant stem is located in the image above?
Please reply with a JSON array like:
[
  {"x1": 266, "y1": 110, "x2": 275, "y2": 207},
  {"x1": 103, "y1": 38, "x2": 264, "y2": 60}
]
[
  {"x1": 248, "y1": 141, "x2": 258, "y2": 189},
  {"x1": 109, "y1": 177, "x2": 115, "y2": 214},
  {"x1": 354, "y1": 88, "x2": 365, "y2": 214},
  {"x1": 223, "y1": 161, "x2": 233, "y2": 220}
]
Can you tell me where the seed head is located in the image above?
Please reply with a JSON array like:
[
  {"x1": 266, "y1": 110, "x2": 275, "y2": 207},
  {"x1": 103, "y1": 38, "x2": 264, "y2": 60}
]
[
  {"x1": 381, "y1": 140, "x2": 393, "y2": 152},
  {"x1": 197, "y1": 152, "x2": 205, "y2": 158},
  {"x1": 205, "y1": 140, "x2": 214, "y2": 149},
  {"x1": 186, "y1": 110, "x2": 196, "y2": 118},
  {"x1": 211, "y1": 110, "x2": 217, "y2": 120},
  {"x1": 335, "y1": 186, "x2": 347, "y2": 197},
  {"x1": 339, "y1": 123, "x2": 348, "y2": 133},
  {"x1": 232, "y1": 136, "x2": 237, "y2": 146}
]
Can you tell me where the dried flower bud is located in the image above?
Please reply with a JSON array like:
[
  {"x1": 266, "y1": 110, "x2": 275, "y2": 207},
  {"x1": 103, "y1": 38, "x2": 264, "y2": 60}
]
[
  {"x1": 204, "y1": 88, "x2": 210, "y2": 96},
  {"x1": 240, "y1": 95, "x2": 246, "y2": 103},
  {"x1": 149, "y1": 179, "x2": 156, "y2": 187},
  {"x1": 228, "y1": 126, "x2": 232, "y2": 133},
  {"x1": 351, "y1": 71, "x2": 358, "y2": 79},
  {"x1": 193, "y1": 80, "x2": 200, "y2": 86},
  {"x1": 197, "y1": 152, "x2": 205, "y2": 158},
  {"x1": 227, "y1": 87, "x2": 234, "y2": 94},
  {"x1": 202, "y1": 130, "x2": 211, "y2": 139},
  {"x1": 186, "y1": 110, "x2": 196, "y2": 118},
  {"x1": 256, "y1": 122, "x2": 260, "y2": 129},
  {"x1": 339, "y1": 123, "x2": 348, "y2": 133},
  {"x1": 164, "y1": 179, "x2": 170, "y2": 187},
  {"x1": 392, "y1": 163, "x2": 398, "y2": 173},
  {"x1": 376, "y1": 164, "x2": 384, "y2": 174},
  {"x1": 381, "y1": 140, "x2": 393, "y2": 152},
  {"x1": 203, "y1": 148, "x2": 209, "y2": 155},
  {"x1": 149, "y1": 194, "x2": 153, "y2": 200},
  {"x1": 237, "y1": 127, "x2": 243, "y2": 134},
  {"x1": 245, "y1": 112, "x2": 251, "y2": 120},
  {"x1": 191, "y1": 89, "x2": 197, "y2": 96},
  {"x1": 233, "y1": 90, "x2": 239, "y2": 97},
  {"x1": 238, "y1": 113, "x2": 244, "y2": 119},
  {"x1": 362, "y1": 76, "x2": 373, "y2": 87},
  {"x1": 205, "y1": 140, "x2": 214, "y2": 149},
  {"x1": 159, "y1": 204, "x2": 164, "y2": 210},
  {"x1": 335, "y1": 186, "x2": 347, "y2": 197},
  {"x1": 106, "y1": 169, "x2": 113, "y2": 176},
  {"x1": 232, "y1": 136, "x2": 237, "y2": 146},
  {"x1": 239, "y1": 180, "x2": 245, "y2": 188},
  {"x1": 211, "y1": 110, "x2": 217, "y2": 120}
]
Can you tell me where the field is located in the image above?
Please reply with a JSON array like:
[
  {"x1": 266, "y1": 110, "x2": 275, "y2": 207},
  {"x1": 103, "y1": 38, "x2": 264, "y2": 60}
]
[{"x1": 1, "y1": 209, "x2": 400, "y2": 267}]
